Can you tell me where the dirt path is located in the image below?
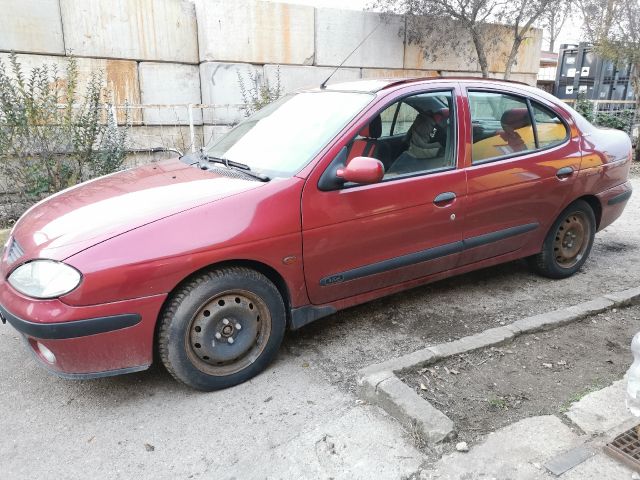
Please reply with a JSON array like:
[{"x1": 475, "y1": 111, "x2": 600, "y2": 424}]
[{"x1": 402, "y1": 304, "x2": 640, "y2": 447}]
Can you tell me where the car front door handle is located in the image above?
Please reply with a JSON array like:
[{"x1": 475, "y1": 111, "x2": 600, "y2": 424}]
[
  {"x1": 556, "y1": 166, "x2": 574, "y2": 179},
  {"x1": 434, "y1": 192, "x2": 456, "y2": 206}
]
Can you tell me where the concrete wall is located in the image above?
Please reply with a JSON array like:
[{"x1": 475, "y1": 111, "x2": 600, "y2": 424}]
[
  {"x1": 195, "y1": 0, "x2": 315, "y2": 65},
  {"x1": 0, "y1": 0, "x2": 65, "y2": 55},
  {"x1": 0, "y1": 0, "x2": 543, "y2": 154},
  {"x1": 59, "y1": 0, "x2": 198, "y2": 63}
]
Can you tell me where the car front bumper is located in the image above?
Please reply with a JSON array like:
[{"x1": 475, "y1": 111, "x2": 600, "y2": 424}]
[{"x1": 0, "y1": 282, "x2": 167, "y2": 379}]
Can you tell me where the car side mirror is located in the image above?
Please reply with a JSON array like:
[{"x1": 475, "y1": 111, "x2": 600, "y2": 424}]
[{"x1": 336, "y1": 157, "x2": 384, "y2": 185}]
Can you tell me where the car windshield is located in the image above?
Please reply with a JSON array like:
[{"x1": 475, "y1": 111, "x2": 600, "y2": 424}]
[{"x1": 205, "y1": 91, "x2": 374, "y2": 178}]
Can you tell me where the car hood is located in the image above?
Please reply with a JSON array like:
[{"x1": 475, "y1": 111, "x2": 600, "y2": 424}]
[{"x1": 9, "y1": 159, "x2": 265, "y2": 261}]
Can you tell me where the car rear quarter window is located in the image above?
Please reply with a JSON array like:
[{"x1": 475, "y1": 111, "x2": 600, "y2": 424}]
[
  {"x1": 469, "y1": 91, "x2": 536, "y2": 163},
  {"x1": 531, "y1": 102, "x2": 569, "y2": 148}
]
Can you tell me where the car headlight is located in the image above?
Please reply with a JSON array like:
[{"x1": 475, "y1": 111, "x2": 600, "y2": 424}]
[{"x1": 8, "y1": 260, "x2": 82, "y2": 299}]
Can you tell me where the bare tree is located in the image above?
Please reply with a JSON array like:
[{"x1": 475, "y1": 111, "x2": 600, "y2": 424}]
[
  {"x1": 540, "y1": 0, "x2": 572, "y2": 52},
  {"x1": 501, "y1": 0, "x2": 553, "y2": 79},
  {"x1": 371, "y1": 0, "x2": 553, "y2": 79}
]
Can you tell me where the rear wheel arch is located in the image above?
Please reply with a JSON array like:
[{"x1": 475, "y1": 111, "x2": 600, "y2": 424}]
[{"x1": 576, "y1": 195, "x2": 602, "y2": 230}]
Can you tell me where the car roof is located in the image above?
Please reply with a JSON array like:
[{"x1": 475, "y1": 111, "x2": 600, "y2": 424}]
[{"x1": 305, "y1": 77, "x2": 530, "y2": 94}]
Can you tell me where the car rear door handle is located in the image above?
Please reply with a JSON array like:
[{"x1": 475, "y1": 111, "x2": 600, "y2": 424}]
[
  {"x1": 556, "y1": 166, "x2": 574, "y2": 179},
  {"x1": 434, "y1": 192, "x2": 456, "y2": 206}
]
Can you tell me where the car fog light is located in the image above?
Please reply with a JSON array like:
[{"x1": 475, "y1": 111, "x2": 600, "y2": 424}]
[{"x1": 36, "y1": 342, "x2": 56, "y2": 364}]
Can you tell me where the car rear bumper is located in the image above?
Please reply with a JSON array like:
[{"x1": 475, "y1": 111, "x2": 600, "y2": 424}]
[
  {"x1": 0, "y1": 283, "x2": 166, "y2": 378},
  {"x1": 597, "y1": 180, "x2": 633, "y2": 231}
]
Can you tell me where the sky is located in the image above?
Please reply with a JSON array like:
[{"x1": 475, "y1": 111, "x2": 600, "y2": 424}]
[{"x1": 266, "y1": 0, "x2": 586, "y2": 52}]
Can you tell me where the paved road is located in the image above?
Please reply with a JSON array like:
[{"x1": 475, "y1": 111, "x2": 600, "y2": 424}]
[{"x1": 1, "y1": 178, "x2": 639, "y2": 479}]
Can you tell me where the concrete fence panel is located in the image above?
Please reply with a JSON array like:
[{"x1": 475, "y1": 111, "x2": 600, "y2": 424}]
[
  {"x1": 0, "y1": 0, "x2": 65, "y2": 55},
  {"x1": 200, "y1": 62, "x2": 262, "y2": 126},
  {"x1": 485, "y1": 26, "x2": 543, "y2": 75},
  {"x1": 403, "y1": 17, "x2": 479, "y2": 71},
  {"x1": 195, "y1": 0, "x2": 315, "y2": 65},
  {"x1": 361, "y1": 68, "x2": 438, "y2": 79},
  {"x1": 59, "y1": 0, "x2": 198, "y2": 63},
  {"x1": 139, "y1": 62, "x2": 202, "y2": 125},
  {"x1": 315, "y1": 9, "x2": 405, "y2": 69},
  {"x1": 264, "y1": 64, "x2": 361, "y2": 94},
  {"x1": 0, "y1": 53, "x2": 141, "y2": 122}
]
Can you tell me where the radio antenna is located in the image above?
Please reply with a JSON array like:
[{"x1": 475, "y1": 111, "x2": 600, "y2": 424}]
[{"x1": 320, "y1": 21, "x2": 382, "y2": 89}]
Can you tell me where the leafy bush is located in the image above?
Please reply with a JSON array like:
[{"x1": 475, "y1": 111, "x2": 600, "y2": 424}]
[
  {"x1": 236, "y1": 66, "x2": 282, "y2": 117},
  {"x1": 0, "y1": 53, "x2": 128, "y2": 207},
  {"x1": 575, "y1": 92, "x2": 636, "y2": 133}
]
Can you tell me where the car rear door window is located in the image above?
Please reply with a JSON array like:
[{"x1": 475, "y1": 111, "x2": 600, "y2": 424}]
[
  {"x1": 469, "y1": 91, "x2": 536, "y2": 163},
  {"x1": 531, "y1": 102, "x2": 569, "y2": 148}
]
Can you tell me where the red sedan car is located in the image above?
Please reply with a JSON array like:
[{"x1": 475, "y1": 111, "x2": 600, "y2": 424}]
[{"x1": 0, "y1": 78, "x2": 633, "y2": 390}]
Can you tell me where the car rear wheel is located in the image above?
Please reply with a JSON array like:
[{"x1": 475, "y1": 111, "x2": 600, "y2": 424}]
[
  {"x1": 158, "y1": 267, "x2": 286, "y2": 391},
  {"x1": 528, "y1": 200, "x2": 596, "y2": 279}
]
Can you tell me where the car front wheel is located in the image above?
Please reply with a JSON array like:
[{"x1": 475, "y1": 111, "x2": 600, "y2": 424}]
[
  {"x1": 158, "y1": 267, "x2": 286, "y2": 391},
  {"x1": 528, "y1": 199, "x2": 596, "y2": 279}
]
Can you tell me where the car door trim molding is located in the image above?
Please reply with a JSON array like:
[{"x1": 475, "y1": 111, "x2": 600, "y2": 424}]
[{"x1": 319, "y1": 222, "x2": 539, "y2": 286}]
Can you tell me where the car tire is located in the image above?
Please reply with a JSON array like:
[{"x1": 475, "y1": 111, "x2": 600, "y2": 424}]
[
  {"x1": 158, "y1": 267, "x2": 286, "y2": 391},
  {"x1": 527, "y1": 199, "x2": 596, "y2": 279}
]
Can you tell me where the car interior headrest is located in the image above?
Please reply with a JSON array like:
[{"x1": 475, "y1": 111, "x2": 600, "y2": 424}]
[
  {"x1": 501, "y1": 108, "x2": 531, "y2": 132},
  {"x1": 359, "y1": 115, "x2": 382, "y2": 139}
]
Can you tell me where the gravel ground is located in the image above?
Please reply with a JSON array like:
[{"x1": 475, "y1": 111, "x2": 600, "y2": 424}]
[{"x1": 402, "y1": 304, "x2": 640, "y2": 448}]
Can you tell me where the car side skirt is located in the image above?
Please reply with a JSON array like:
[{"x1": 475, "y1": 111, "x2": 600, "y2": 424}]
[{"x1": 319, "y1": 222, "x2": 539, "y2": 287}]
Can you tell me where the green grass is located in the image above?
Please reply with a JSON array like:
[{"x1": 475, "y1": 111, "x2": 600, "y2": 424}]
[
  {"x1": 559, "y1": 381, "x2": 608, "y2": 413},
  {"x1": 487, "y1": 395, "x2": 509, "y2": 410}
]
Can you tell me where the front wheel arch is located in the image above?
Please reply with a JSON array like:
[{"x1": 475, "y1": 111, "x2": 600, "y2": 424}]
[{"x1": 153, "y1": 259, "x2": 293, "y2": 362}]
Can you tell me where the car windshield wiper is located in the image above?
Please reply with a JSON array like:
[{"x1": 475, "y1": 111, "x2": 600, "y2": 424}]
[{"x1": 201, "y1": 154, "x2": 270, "y2": 182}]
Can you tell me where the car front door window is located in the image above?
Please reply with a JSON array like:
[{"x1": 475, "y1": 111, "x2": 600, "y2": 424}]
[{"x1": 345, "y1": 90, "x2": 456, "y2": 180}]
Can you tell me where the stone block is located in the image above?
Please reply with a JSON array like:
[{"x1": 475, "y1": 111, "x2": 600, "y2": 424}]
[
  {"x1": 566, "y1": 380, "x2": 632, "y2": 435},
  {"x1": 263, "y1": 64, "x2": 361, "y2": 94},
  {"x1": 404, "y1": 17, "x2": 479, "y2": 71},
  {"x1": 139, "y1": 63, "x2": 202, "y2": 125},
  {"x1": 375, "y1": 376, "x2": 454, "y2": 443},
  {"x1": 0, "y1": 53, "x2": 141, "y2": 123},
  {"x1": 200, "y1": 62, "x2": 260, "y2": 126},
  {"x1": 404, "y1": 18, "x2": 541, "y2": 75},
  {"x1": 485, "y1": 25, "x2": 543, "y2": 74},
  {"x1": 195, "y1": 0, "x2": 315, "y2": 65},
  {"x1": 511, "y1": 308, "x2": 581, "y2": 334},
  {"x1": 428, "y1": 327, "x2": 514, "y2": 360},
  {"x1": 315, "y1": 9, "x2": 404, "y2": 69},
  {"x1": 59, "y1": 0, "x2": 198, "y2": 62},
  {"x1": 362, "y1": 68, "x2": 439, "y2": 79},
  {"x1": 203, "y1": 125, "x2": 233, "y2": 149},
  {"x1": 127, "y1": 125, "x2": 203, "y2": 154},
  {"x1": 356, "y1": 369, "x2": 394, "y2": 402},
  {"x1": 604, "y1": 286, "x2": 640, "y2": 306},
  {"x1": 0, "y1": 0, "x2": 64, "y2": 55}
]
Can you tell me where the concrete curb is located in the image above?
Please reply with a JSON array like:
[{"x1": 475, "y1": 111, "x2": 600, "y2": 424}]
[{"x1": 356, "y1": 287, "x2": 640, "y2": 444}]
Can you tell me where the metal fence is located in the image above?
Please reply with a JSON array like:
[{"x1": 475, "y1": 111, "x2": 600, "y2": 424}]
[{"x1": 104, "y1": 104, "x2": 241, "y2": 166}]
